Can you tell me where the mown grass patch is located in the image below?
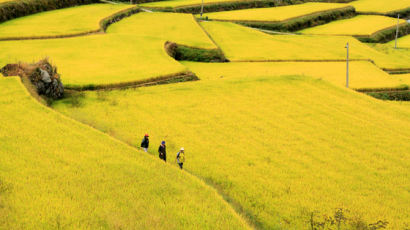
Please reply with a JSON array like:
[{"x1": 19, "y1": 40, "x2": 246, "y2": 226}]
[
  {"x1": 300, "y1": 15, "x2": 409, "y2": 42},
  {"x1": 0, "y1": 4, "x2": 135, "y2": 40},
  {"x1": 52, "y1": 74, "x2": 410, "y2": 230},
  {"x1": 0, "y1": 77, "x2": 250, "y2": 229},
  {"x1": 200, "y1": 21, "x2": 410, "y2": 70},
  {"x1": 182, "y1": 61, "x2": 407, "y2": 90}
]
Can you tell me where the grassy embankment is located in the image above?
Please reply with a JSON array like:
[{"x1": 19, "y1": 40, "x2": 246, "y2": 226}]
[
  {"x1": 0, "y1": 77, "x2": 250, "y2": 229},
  {"x1": 52, "y1": 72, "x2": 410, "y2": 229}
]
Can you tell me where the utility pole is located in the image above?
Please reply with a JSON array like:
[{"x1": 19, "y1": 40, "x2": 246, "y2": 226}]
[
  {"x1": 200, "y1": 0, "x2": 204, "y2": 20},
  {"x1": 395, "y1": 14, "x2": 400, "y2": 49},
  {"x1": 345, "y1": 42, "x2": 349, "y2": 88}
]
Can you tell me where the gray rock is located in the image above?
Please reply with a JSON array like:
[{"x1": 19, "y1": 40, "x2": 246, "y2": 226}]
[{"x1": 40, "y1": 68, "x2": 51, "y2": 83}]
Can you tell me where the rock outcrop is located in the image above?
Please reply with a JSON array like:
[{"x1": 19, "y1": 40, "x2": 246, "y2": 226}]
[{"x1": 0, "y1": 59, "x2": 64, "y2": 99}]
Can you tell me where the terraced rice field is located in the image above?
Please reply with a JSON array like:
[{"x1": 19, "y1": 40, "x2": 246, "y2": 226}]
[
  {"x1": 1, "y1": 1, "x2": 410, "y2": 229},
  {"x1": 0, "y1": 35, "x2": 186, "y2": 88},
  {"x1": 300, "y1": 15, "x2": 407, "y2": 37},
  {"x1": 349, "y1": 0, "x2": 410, "y2": 14},
  {"x1": 140, "y1": 0, "x2": 238, "y2": 9},
  {"x1": 0, "y1": 4, "x2": 134, "y2": 39},
  {"x1": 0, "y1": 77, "x2": 248, "y2": 229},
  {"x1": 0, "y1": 13, "x2": 215, "y2": 88},
  {"x1": 183, "y1": 61, "x2": 407, "y2": 89},
  {"x1": 368, "y1": 42, "x2": 410, "y2": 72},
  {"x1": 392, "y1": 34, "x2": 410, "y2": 48},
  {"x1": 107, "y1": 12, "x2": 216, "y2": 49},
  {"x1": 200, "y1": 2, "x2": 349, "y2": 22},
  {"x1": 396, "y1": 73, "x2": 410, "y2": 85},
  {"x1": 53, "y1": 74, "x2": 410, "y2": 230},
  {"x1": 200, "y1": 21, "x2": 410, "y2": 70}
]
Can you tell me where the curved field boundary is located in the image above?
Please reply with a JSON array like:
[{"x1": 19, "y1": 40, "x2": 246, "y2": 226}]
[
  {"x1": 0, "y1": 6, "x2": 140, "y2": 41},
  {"x1": 357, "y1": 7, "x2": 410, "y2": 18},
  {"x1": 302, "y1": 22, "x2": 410, "y2": 43},
  {"x1": 363, "y1": 23, "x2": 410, "y2": 43},
  {"x1": 145, "y1": 0, "x2": 354, "y2": 14},
  {"x1": 64, "y1": 71, "x2": 199, "y2": 91},
  {"x1": 207, "y1": 6, "x2": 355, "y2": 32},
  {"x1": 0, "y1": 0, "x2": 99, "y2": 23},
  {"x1": 382, "y1": 68, "x2": 410, "y2": 74}
]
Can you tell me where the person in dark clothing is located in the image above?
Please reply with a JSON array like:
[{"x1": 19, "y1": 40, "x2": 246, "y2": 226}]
[
  {"x1": 158, "y1": 141, "x2": 166, "y2": 162},
  {"x1": 141, "y1": 134, "x2": 149, "y2": 152}
]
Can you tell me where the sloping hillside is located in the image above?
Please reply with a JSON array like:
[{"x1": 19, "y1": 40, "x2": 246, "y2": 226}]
[
  {"x1": 0, "y1": 77, "x2": 249, "y2": 229},
  {"x1": 53, "y1": 74, "x2": 410, "y2": 229}
]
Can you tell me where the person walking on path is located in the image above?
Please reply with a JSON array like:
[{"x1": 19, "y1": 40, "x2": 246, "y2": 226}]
[
  {"x1": 141, "y1": 134, "x2": 149, "y2": 152},
  {"x1": 158, "y1": 141, "x2": 167, "y2": 162},
  {"x1": 176, "y1": 147, "x2": 185, "y2": 169}
]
